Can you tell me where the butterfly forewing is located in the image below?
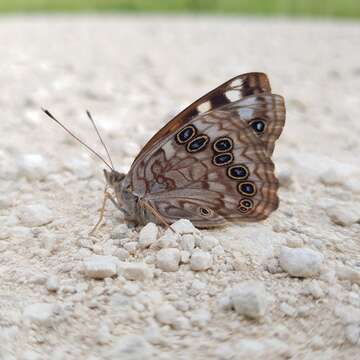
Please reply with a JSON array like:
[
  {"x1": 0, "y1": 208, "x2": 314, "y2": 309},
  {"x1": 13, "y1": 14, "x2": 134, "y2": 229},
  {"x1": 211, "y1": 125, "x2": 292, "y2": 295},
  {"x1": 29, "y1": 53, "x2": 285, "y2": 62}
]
[{"x1": 132, "y1": 72, "x2": 272, "y2": 165}]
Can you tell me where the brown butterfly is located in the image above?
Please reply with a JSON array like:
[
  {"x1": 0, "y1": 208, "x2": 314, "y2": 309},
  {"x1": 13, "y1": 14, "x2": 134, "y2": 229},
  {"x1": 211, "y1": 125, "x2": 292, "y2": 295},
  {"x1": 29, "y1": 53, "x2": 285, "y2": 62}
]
[{"x1": 43, "y1": 72, "x2": 285, "y2": 229}]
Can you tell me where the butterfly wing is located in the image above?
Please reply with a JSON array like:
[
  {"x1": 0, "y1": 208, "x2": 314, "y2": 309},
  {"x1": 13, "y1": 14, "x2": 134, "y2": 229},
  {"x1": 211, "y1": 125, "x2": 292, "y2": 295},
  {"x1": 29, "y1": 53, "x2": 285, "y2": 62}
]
[
  {"x1": 132, "y1": 72, "x2": 272, "y2": 165},
  {"x1": 127, "y1": 84, "x2": 285, "y2": 227}
]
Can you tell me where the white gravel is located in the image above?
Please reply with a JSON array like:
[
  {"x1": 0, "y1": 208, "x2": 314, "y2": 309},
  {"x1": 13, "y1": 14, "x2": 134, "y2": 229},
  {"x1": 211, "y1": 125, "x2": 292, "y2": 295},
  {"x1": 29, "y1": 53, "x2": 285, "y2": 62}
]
[
  {"x1": 1, "y1": 14, "x2": 360, "y2": 359},
  {"x1": 279, "y1": 246, "x2": 324, "y2": 278}
]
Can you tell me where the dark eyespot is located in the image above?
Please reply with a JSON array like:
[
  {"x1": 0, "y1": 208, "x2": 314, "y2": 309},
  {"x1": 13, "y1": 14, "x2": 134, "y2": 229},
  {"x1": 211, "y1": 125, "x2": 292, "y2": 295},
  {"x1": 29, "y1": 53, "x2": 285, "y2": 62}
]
[
  {"x1": 227, "y1": 164, "x2": 249, "y2": 180},
  {"x1": 186, "y1": 135, "x2": 209, "y2": 152},
  {"x1": 213, "y1": 152, "x2": 234, "y2": 166},
  {"x1": 176, "y1": 125, "x2": 197, "y2": 144},
  {"x1": 213, "y1": 137, "x2": 233, "y2": 153},
  {"x1": 237, "y1": 181, "x2": 257, "y2": 196},
  {"x1": 238, "y1": 198, "x2": 254, "y2": 213},
  {"x1": 199, "y1": 207, "x2": 212, "y2": 217},
  {"x1": 250, "y1": 119, "x2": 266, "y2": 134}
]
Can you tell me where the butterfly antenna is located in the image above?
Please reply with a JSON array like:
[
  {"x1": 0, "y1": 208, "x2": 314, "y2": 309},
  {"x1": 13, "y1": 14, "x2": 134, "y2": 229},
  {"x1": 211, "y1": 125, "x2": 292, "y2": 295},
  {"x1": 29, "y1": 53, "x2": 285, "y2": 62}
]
[
  {"x1": 86, "y1": 110, "x2": 115, "y2": 170},
  {"x1": 41, "y1": 108, "x2": 113, "y2": 171}
]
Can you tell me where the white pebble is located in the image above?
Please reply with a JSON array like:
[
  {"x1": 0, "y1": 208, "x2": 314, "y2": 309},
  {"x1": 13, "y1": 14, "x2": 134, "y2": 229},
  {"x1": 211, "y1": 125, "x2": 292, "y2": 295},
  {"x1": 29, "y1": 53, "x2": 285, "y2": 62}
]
[
  {"x1": 230, "y1": 282, "x2": 269, "y2": 319},
  {"x1": 180, "y1": 250, "x2": 190, "y2": 264},
  {"x1": 280, "y1": 302, "x2": 297, "y2": 317},
  {"x1": 303, "y1": 280, "x2": 324, "y2": 299},
  {"x1": 111, "y1": 224, "x2": 130, "y2": 239},
  {"x1": 123, "y1": 283, "x2": 140, "y2": 296},
  {"x1": 113, "y1": 248, "x2": 129, "y2": 261},
  {"x1": 171, "y1": 219, "x2": 199, "y2": 234},
  {"x1": 17, "y1": 204, "x2": 54, "y2": 227},
  {"x1": 123, "y1": 241, "x2": 138, "y2": 254},
  {"x1": 138, "y1": 222, "x2": 158, "y2": 248},
  {"x1": 345, "y1": 324, "x2": 360, "y2": 345},
  {"x1": 179, "y1": 234, "x2": 195, "y2": 252},
  {"x1": 23, "y1": 303, "x2": 59, "y2": 327},
  {"x1": 197, "y1": 235, "x2": 219, "y2": 251},
  {"x1": 190, "y1": 250, "x2": 212, "y2": 271},
  {"x1": 279, "y1": 246, "x2": 323, "y2": 278},
  {"x1": 190, "y1": 309, "x2": 211, "y2": 328},
  {"x1": 20, "y1": 350, "x2": 42, "y2": 360},
  {"x1": 0, "y1": 195, "x2": 13, "y2": 209},
  {"x1": 155, "y1": 303, "x2": 178, "y2": 326},
  {"x1": 16, "y1": 153, "x2": 49, "y2": 181},
  {"x1": 107, "y1": 334, "x2": 154, "y2": 359},
  {"x1": 118, "y1": 262, "x2": 153, "y2": 281},
  {"x1": 152, "y1": 232, "x2": 178, "y2": 249},
  {"x1": 172, "y1": 316, "x2": 191, "y2": 330},
  {"x1": 46, "y1": 275, "x2": 60, "y2": 292},
  {"x1": 336, "y1": 265, "x2": 360, "y2": 285},
  {"x1": 156, "y1": 248, "x2": 180, "y2": 272},
  {"x1": 327, "y1": 206, "x2": 360, "y2": 226},
  {"x1": 83, "y1": 255, "x2": 118, "y2": 279},
  {"x1": 97, "y1": 321, "x2": 112, "y2": 345}
]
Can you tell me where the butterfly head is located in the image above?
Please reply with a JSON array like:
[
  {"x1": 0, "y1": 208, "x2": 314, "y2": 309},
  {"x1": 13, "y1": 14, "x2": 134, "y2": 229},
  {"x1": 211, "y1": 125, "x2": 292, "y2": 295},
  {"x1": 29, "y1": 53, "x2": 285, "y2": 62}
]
[{"x1": 103, "y1": 169, "x2": 125, "y2": 188}]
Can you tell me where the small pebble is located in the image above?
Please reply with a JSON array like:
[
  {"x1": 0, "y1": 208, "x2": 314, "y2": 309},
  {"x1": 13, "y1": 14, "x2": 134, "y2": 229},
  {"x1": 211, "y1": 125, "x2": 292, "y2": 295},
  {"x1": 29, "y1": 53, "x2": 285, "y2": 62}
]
[
  {"x1": 107, "y1": 334, "x2": 154, "y2": 359},
  {"x1": 280, "y1": 302, "x2": 297, "y2": 317},
  {"x1": 171, "y1": 219, "x2": 199, "y2": 234},
  {"x1": 111, "y1": 224, "x2": 130, "y2": 239},
  {"x1": 17, "y1": 204, "x2": 54, "y2": 227},
  {"x1": 190, "y1": 250, "x2": 212, "y2": 271},
  {"x1": 197, "y1": 235, "x2": 219, "y2": 251},
  {"x1": 16, "y1": 153, "x2": 49, "y2": 181},
  {"x1": 303, "y1": 280, "x2": 324, "y2": 299},
  {"x1": 152, "y1": 232, "x2": 178, "y2": 249},
  {"x1": 155, "y1": 303, "x2": 179, "y2": 326},
  {"x1": 190, "y1": 309, "x2": 211, "y2": 328},
  {"x1": 113, "y1": 248, "x2": 129, "y2": 261},
  {"x1": 123, "y1": 241, "x2": 138, "y2": 254},
  {"x1": 180, "y1": 250, "x2": 190, "y2": 264},
  {"x1": 156, "y1": 248, "x2": 181, "y2": 272},
  {"x1": 336, "y1": 265, "x2": 360, "y2": 285},
  {"x1": 138, "y1": 222, "x2": 158, "y2": 249},
  {"x1": 118, "y1": 262, "x2": 153, "y2": 281},
  {"x1": 23, "y1": 303, "x2": 59, "y2": 327},
  {"x1": 279, "y1": 246, "x2": 323, "y2": 278},
  {"x1": 327, "y1": 206, "x2": 360, "y2": 227},
  {"x1": 96, "y1": 321, "x2": 112, "y2": 345},
  {"x1": 230, "y1": 282, "x2": 269, "y2": 319},
  {"x1": 123, "y1": 283, "x2": 140, "y2": 296},
  {"x1": 179, "y1": 234, "x2": 195, "y2": 252},
  {"x1": 46, "y1": 275, "x2": 60, "y2": 292},
  {"x1": 345, "y1": 324, "x2": 360, "y2": 345},
  {"x1": 83, "y1": 255, "x2": 118, "y2": 279}
]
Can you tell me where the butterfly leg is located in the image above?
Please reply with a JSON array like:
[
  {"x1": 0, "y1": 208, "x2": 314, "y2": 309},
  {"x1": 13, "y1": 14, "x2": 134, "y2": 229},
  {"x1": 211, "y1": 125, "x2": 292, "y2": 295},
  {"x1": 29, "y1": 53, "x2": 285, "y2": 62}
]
[
  {"x1": 89, "y1": 186, "x2": 120, "y2": 236},
  {"x1": 139, "y1": 199, "x2": 175, "y2": 233}
]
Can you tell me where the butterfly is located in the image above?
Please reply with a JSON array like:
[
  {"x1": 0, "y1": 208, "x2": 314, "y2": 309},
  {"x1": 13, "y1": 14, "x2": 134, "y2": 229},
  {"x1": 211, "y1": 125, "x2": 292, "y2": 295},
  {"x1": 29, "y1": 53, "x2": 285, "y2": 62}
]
[{"x1": 43, "y1": 72, "x2": 285, "y2": 229}]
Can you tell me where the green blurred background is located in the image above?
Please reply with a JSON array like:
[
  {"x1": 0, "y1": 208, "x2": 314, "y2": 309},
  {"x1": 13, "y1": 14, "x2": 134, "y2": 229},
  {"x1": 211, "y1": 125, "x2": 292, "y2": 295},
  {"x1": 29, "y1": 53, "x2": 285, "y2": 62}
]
[{"x1": 1, "y1": 0, "x2": 359, "y2": 18}]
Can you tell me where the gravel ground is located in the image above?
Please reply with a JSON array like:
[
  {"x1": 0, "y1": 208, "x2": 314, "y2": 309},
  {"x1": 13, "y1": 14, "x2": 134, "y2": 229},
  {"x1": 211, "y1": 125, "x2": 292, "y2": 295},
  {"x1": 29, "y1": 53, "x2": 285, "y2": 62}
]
[{"x1": 1, "y1": 15, "x2": 360, "y2": 360}]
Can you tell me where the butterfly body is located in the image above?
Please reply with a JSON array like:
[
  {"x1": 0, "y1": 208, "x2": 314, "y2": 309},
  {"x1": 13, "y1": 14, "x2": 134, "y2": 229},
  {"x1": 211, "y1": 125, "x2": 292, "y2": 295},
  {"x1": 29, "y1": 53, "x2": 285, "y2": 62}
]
[{"x1": 104, "y1": 73, "x2": 286, "y2": 228}]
